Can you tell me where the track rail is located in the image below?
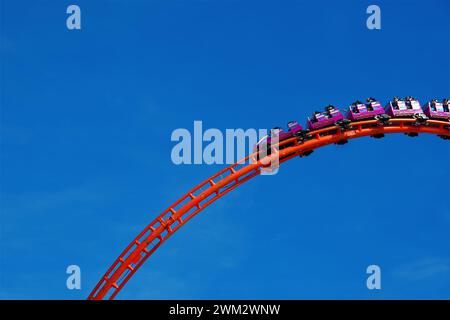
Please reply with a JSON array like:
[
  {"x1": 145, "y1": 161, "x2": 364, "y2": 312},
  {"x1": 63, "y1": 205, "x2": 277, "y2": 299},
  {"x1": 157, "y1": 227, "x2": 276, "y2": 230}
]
[{"x1": 88, "y1": 118, "x2": 449, "y2": 300}]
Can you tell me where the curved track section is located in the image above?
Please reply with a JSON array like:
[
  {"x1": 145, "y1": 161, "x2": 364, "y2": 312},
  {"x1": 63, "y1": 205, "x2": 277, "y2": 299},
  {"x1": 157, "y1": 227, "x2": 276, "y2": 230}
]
[{"x1": 88, "y1": 118, "x2": 449, "y2": 300}]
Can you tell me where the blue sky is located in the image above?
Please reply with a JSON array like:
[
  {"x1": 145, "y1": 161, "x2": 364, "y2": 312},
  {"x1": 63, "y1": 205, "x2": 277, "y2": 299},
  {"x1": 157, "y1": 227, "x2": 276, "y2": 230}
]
[{"x1": 1, "y1": 0, "x2": 449, "y2": 299}]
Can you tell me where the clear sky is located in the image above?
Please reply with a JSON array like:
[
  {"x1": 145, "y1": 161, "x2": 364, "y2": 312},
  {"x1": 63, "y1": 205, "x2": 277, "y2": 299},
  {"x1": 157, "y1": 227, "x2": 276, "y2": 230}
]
[{"x1": 1, "y1": 0, "x2": 449, "y2": 299}]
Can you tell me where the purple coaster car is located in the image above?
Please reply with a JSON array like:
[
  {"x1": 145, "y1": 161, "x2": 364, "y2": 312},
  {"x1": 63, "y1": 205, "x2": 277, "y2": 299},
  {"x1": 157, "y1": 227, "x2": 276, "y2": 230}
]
[
  {"x1": 385, "y1": 96, "x2": 424, "y2": 117},
  {"x1": 423, "y1": 99, "x2": 450, "y2": 121},
  {"x1": 307, "y1": 105, "x2": 344, "y2": 130},
  {"x1": 347, "y1": 98, "x2": 385, "y2": 121},
  {"x1": 254, "y1": 120, "x2": 303, "y2": 152}
]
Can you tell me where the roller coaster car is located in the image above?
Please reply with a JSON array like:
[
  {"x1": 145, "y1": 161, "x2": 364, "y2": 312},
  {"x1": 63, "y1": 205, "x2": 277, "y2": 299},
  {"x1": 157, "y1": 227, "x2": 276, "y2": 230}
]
[
  {"x1": 253, "y1": 128, "x2": 280, "y2": 158},
  {"x1": 266, "y1": 121, "x2": 303, "y2": 144},
  {"x1": 423, "y1": 99, "x2": 450, "y2": 121},
  {"x1": 385, "y1": 96, "x2": 424, "y2": 118},
  {"x1": 347, "y1": 98, "x2": 385, "y2": 121},
  {"x1": 265, "y1": 127, "x2": 282, "y2": 145},
  {"x1": 307, "y1": 105, "x2": 344, "y2": 130},
  {"x1": 286, "y1": 120, "x2": 303, "y2": 137},
  {"x1": 253, "y1": 121, "x2": 304, "y2": 160}
]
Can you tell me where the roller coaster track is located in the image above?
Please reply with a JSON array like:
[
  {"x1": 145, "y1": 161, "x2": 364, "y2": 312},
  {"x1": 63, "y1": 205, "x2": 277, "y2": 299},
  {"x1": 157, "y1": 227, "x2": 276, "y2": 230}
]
[{"x1": 88, "y1": 118, "x2": 450, "y2": 300}]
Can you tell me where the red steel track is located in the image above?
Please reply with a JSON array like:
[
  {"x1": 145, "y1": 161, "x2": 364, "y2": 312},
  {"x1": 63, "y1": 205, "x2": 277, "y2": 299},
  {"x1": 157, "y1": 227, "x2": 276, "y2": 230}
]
[{"x1": 88, "y1": 118, "x2": 450, "y2": 300}]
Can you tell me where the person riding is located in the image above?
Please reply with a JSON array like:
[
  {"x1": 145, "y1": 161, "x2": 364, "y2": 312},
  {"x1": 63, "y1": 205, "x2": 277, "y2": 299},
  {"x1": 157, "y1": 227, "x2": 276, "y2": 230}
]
[
  {"x1": 443, "y1": 98, "x2": 450, "y2": 112},
  {"x1": 430, "y1": 99, "x2": 438, "y2": 111},
  {"x1": 405, "y1": 96, "x2": 415, "y2": 109},
  {"x1": 352, "y1": 101, "x2": 362, "y2": 113},
  {"x1": 392, "y1": 96, "x2": 401, "y2": 109}
]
